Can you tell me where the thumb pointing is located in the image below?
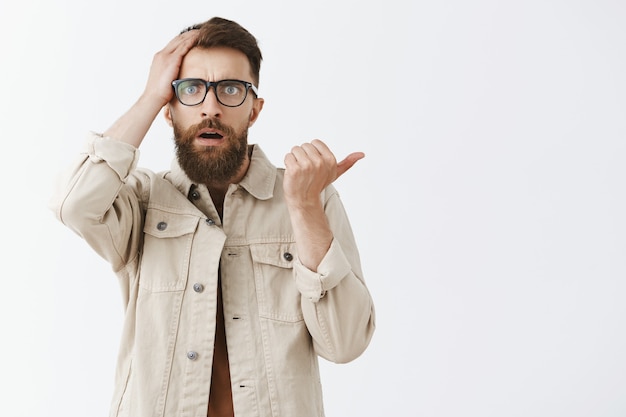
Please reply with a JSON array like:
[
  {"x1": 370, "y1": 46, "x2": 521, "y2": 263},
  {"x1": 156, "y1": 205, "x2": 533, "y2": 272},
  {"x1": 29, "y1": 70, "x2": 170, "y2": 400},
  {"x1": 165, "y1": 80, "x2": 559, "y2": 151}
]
[{"x1": 336, "y1": 152, "x2": 365, "y2": 179}]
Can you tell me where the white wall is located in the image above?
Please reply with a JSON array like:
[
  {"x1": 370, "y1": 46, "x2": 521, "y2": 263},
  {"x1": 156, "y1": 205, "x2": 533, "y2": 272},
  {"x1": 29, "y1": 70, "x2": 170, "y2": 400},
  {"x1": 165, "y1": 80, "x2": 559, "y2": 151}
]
[{"x1": 2, "y1": 0, "x2": 626, "y2": 416}]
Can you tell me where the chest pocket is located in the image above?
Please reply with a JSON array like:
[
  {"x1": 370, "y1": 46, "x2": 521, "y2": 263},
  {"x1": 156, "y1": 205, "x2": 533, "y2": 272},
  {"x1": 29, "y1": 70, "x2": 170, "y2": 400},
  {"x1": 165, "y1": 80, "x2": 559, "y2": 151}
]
[
  {"x1": 250, "y1": 243, "x2": 303, "y2": 323},
  {"x1": 140, "y1": 208, "x2": 200, "y2": 292}
]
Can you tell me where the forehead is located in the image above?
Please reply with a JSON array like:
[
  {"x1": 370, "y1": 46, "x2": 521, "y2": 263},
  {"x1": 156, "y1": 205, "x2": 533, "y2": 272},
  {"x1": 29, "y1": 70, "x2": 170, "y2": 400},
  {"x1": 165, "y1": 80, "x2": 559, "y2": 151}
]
[{"x1": 179, "y1": 47, "x2": 253, "y2": 81}]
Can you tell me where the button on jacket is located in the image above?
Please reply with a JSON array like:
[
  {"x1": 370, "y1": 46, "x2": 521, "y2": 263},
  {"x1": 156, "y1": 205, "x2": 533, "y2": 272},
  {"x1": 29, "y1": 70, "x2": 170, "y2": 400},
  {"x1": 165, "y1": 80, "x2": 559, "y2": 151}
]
[{"x1": 50, "y1": 133, "x2": 376, "y2": 417}]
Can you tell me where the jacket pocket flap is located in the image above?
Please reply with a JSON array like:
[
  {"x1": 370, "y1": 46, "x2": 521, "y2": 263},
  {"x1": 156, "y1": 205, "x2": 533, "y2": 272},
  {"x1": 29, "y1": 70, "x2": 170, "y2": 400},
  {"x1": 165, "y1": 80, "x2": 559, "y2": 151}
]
[
  {"x1": 250, "y1": 243, "x2": 297, "y2": 268},
  {"x1": 144, "y1": 209, "x2": 199, "y2": 238}
]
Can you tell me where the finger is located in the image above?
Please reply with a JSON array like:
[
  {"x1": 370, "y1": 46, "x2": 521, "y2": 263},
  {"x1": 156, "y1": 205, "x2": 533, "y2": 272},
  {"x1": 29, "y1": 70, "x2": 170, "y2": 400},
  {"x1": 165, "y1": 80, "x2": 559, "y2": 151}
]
[
  {"x1": 288, "y1": 145, "x2": 309, "y2": 163},
  {"x1": 163, "y1": 29, "x2": 199, "y2": 54},
  {"x1": 336, "y1": 152, "x2": 365, "y2": 178},
  {"x1": 299, "y1": 142, "x2": 323, "y2": 160},
  {"x1": 308, "y1": 140, "x2": 339, "y2": 168},
  {"x1": 284, "y1": 151, "x2": 297, "y2": 167},
  {"x1": 174, "y1": 30, "x2": 200, "y2": 53},
  {"x1": 310, "y1": 139, "x2": 330, "y2": 154}
]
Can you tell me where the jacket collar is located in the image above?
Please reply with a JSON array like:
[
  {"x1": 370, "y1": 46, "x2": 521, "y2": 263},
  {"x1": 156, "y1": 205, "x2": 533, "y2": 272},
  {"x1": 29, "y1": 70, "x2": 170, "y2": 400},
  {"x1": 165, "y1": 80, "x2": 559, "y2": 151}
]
[{"x1": 168, "y1": 144, "x2": 277, "y2": 201}]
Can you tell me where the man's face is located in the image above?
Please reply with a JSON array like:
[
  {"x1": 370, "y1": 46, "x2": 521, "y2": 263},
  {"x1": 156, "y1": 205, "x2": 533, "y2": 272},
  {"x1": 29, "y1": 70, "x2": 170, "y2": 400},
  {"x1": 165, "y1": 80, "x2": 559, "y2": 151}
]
[{"x1": 165, "y1": 47, "x2": 264, "y2": 185}]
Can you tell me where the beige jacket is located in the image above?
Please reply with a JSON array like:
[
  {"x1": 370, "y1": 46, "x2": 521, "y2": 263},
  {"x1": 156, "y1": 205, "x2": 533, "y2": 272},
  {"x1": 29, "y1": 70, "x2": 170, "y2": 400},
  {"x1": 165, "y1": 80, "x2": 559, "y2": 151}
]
[{"x1": 50, "y1": 133, "x2": 375, "y2": 417}]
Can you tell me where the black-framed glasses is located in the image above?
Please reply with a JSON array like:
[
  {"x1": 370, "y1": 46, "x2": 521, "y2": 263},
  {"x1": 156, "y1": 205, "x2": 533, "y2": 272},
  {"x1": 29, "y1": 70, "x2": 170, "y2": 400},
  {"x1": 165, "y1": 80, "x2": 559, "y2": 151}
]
[{"x1": 172, "y1": 78, "x2": 259, "y2": 107}]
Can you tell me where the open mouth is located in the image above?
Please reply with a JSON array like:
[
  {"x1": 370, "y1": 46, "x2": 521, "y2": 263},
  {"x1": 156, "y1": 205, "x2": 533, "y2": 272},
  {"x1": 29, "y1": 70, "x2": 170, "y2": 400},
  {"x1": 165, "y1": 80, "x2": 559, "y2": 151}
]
[{"x1": 199, "y1": 132, "x2": 223, "y2": 139}]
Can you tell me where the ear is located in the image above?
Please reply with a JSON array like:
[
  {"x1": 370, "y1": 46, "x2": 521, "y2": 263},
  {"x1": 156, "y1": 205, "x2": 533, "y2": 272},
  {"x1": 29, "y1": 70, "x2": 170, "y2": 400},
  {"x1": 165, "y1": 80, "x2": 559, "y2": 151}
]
[
  {"x1": 163, "y1": 104, "x2": 174, "y2": 127},
  {"x1": 247, "y1": 98, "x2": 264, "y2": 127}
]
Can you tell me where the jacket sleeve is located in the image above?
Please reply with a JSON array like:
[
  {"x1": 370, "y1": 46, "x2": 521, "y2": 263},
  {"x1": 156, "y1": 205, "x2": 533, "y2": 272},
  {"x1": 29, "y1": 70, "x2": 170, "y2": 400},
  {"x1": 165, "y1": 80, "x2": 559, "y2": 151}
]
[
  {"x1": 293, "y1": 186, "x2": 376, "y2": 363},
  {"x1": 49, "y1": 132, "x2": 147, "y2": 273}
]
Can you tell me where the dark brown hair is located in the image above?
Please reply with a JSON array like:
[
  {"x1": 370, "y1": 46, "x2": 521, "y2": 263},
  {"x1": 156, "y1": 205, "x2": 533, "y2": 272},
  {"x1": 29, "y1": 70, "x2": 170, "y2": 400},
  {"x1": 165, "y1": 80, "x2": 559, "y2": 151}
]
[{"x1": 182, "y1": 17, "x2": 262, "y2": 86}]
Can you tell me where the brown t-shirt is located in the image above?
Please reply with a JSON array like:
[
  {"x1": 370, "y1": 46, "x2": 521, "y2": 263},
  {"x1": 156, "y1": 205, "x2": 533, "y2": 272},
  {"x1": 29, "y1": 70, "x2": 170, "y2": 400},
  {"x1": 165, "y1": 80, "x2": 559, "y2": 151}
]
[{"x1": 208, "y1": 279, "x2": 234, "y2": 417}]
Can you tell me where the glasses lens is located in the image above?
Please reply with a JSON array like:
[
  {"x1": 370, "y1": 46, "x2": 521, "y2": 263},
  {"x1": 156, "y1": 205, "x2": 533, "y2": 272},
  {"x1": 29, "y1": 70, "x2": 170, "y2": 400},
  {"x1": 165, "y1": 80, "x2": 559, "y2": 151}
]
[
  {"x1": 176, "y1": 79, "x2": 206, "y2": 105},
  {"x1": 216, "y1": 81, "x2": 247, "y2": 107}
]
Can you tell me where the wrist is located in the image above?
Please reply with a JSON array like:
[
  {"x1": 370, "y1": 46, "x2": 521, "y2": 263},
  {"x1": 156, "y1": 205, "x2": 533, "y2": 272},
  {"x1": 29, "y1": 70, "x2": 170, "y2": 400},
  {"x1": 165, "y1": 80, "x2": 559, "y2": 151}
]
[{"x1": 137, "y1": 90, "x2": 171, "y2": 111}]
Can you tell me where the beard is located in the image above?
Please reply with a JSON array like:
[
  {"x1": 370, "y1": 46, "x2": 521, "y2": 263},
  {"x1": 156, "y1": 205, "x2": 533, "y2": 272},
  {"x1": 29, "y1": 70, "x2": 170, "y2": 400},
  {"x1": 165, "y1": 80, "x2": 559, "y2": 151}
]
[{"x1": 173, "y1": 117, "x2": 249, "y2": 185}]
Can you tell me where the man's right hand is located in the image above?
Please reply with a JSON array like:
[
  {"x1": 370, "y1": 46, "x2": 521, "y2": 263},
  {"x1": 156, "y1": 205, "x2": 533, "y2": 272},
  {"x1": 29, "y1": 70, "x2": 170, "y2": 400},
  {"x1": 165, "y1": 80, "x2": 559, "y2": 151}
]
[
  {"x1": 142, "y1": 29, "x2": 201, "y2": 107},
  {"x1": 103, "y1": 29, "x2": 200, "y2": 148}
]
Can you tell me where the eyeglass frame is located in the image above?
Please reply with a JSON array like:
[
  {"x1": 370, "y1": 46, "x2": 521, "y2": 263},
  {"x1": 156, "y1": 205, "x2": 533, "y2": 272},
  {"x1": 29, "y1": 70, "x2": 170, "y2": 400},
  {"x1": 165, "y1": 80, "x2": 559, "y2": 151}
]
[{"x1": 171, "y1": 78, "x2": 259, "y2": 107}]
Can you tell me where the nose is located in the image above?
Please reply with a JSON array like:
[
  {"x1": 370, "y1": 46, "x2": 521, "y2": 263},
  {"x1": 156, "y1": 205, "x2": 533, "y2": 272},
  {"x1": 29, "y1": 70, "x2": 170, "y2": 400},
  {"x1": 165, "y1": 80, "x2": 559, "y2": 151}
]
[{"x1": 199, "y1": 87, "x2": 222, "y2": 119}]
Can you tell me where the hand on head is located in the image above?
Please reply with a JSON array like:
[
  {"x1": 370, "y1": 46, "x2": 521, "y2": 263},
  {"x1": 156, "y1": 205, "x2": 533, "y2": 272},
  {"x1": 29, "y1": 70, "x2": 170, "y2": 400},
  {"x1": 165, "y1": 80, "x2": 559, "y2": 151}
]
[{"x1": 143, "y1": 30, "x2": 200, "y2": 106}]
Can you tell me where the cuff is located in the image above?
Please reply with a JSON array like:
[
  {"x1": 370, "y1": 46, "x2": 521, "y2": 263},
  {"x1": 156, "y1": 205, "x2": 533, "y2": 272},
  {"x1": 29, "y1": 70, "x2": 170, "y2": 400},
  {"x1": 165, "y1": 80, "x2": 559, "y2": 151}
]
[
  {"x1": 294, "y1": 239, "x2": 352, "y2": 303},
  {"x1": 83, "y1": 131, "x2": 140, "y2": 180}
]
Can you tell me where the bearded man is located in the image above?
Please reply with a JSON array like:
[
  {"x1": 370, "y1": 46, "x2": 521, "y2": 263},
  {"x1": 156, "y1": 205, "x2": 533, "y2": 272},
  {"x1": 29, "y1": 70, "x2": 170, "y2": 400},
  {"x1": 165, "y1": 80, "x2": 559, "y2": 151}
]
[{"x1": 51, "y1": 17, "x2": 375, "y2": 417}]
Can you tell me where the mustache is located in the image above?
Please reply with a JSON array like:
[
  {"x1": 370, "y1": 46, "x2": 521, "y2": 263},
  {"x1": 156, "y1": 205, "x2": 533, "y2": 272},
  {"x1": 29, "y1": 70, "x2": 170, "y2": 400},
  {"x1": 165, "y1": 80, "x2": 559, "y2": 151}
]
[{"x1": 191, "y1": 118, "x2": 235, "y2": 136}]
